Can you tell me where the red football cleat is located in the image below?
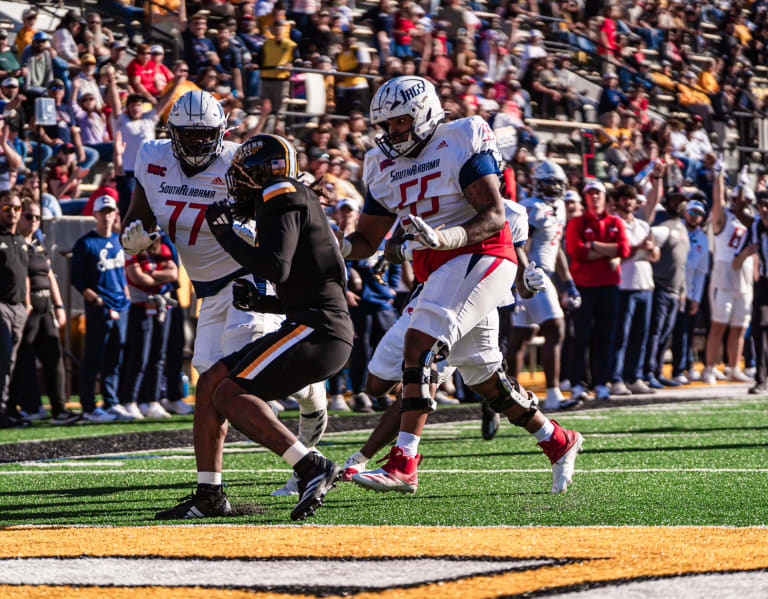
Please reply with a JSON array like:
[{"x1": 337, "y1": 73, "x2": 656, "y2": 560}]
[
  {"x1": 351, "y1": 446, "x2": 422, "y2": 494},
  {"x1": 538, "y1": 419, "x2": 584, "y2": 494}
]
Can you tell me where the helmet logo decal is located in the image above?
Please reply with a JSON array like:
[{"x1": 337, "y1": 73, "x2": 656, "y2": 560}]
[{"x1": 400, "y1": 80, "x2": 426, "y2": 103}]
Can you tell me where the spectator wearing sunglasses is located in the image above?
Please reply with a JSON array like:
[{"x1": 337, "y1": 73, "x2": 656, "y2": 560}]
[
  {"x1": 9, "y1": 198, "x2": 79, "y2": 425},
  {"x1": 20, "y1": 31, "x2": 55, "y2": 98},
  {"x1": 127, "y1": 43, "x2": 162, "y2": 104},
  {"x1": 83, "y1": 12, "x2": 114, "y2": 60},
  {"x1": 0, "y1": 190, "x2": 31, "y2": 428},
  {"x1": 16, "y1": 8, "x2": 39, "y2": 57}
]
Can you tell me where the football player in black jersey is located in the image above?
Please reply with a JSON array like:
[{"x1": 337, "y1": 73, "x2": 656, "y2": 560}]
[{"x1": 157, "y1": 135, "x2": 353, "y2": 522}]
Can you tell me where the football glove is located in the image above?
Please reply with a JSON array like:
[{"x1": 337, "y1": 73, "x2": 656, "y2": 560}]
[
  {"x1": 232, "y1": 278, "x2": 281, "y2": 313},
  {"x1": 205, "y1": 200, "x2": 234, "y2": 239},
  {"x1": 564, "y1": 279, "x2": 582, "y2": 310},
  {"x1": 121, "y1": 220, "x2": 159, "y2": 255},
  {"x1": 404, "y1": 215, "x2": 441, "y2": 249},
  {"x1": 523, "y1": 261, "x2": 546, "y2": 293}
]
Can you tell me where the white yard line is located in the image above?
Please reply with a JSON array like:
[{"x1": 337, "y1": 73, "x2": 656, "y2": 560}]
[{"x1": 1, "y1": 468, "x2": 766, "y2": 475}]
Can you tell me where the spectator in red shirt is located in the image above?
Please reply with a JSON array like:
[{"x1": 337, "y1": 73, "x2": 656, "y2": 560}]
[
  {"x1": 565, "y1": 178, "x2": 630, "y2": 401},
  {"x1": 127, "y1": 43, "x2": 159, "y2": 103},
  {"x1": 149, "y1": 45, "x2": 173, "y2": 94}
]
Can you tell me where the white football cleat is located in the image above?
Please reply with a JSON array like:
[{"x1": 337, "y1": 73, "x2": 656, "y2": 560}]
[
  {"x1": 342, "y1": 452, "x2": 368, "y2": 481},
  {"x1": 351, "y1": 447, "x2": 422, "y2": 494},
  {"x1": 271, "y1": 473, "x2": 299, "y2": 496},
  {"x1": 161, "y1": 398, "x2": 194, "y2": 415},
  {"x1": 538, "y1": 420, "x2": 584, "y2": 494}
]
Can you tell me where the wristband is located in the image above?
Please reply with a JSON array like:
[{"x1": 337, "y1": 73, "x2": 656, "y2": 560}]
[
  {"x1": 438, "y1": 226, "x2": 467, "y2": 250},
  {"x1": 340, "y1": 237, "x2": 352, "y2": 258},
  {"x1": 54, "y1": 304, "x2": 64, "y2": 309}
]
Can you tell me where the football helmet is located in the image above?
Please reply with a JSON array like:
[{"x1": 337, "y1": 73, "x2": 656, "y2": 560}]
[
  {"x1": 167, "y1": 90, "x2": 227, "y2": 171},
  {"x1": 369, "y1": 76, "x2": 445, "y2": 159},
  {"x1": 226, "y1": 134, "x2": 298, "y2": 219},
  {"x1": 532, "y1": 160, "x2": 568, "y2": 202}
]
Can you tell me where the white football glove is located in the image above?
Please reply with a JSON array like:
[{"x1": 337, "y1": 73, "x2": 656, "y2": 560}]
[
  {"x1": 405, "y1": 215, "x2": 441, "y2": 249},
  {"x1": 121, "y1": 220, "x2": 159, "y2": 255},
  {"x1": 523, "y1": 261, "x2": 546, "y2": 293}
]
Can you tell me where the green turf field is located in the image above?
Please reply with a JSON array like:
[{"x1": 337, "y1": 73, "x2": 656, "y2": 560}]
[{"x1": 2, "y1": 396, "x2": 767, "y2": 527}]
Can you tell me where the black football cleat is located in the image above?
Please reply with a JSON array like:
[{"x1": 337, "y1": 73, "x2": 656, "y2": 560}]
[
  {"x1": 481, "y1": 401, "x2": 500, "y2": 441},
  {"x1": 290, "y1": 454, "x2": 342, "y2": 521},
  {"x1": 155, "y1": 489, "x2": 232, "y2": 520}
]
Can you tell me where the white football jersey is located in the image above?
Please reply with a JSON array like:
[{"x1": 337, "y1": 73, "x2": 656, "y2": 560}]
[
  {"x1": 712, "y1": 208, "x2": 752, "y2": 292},
  {"x1": 363, "y1": 116, "x2": 502, "y2": 231},
  {"x1": 135, "y1": 139, "x2": 243, "y2": 285},
  {"x1": 519, "y1": 196, "x2": 565, "y2": 273},
  {"x1": 505, "y1": 199, "x2": 528, "y2": 246}
]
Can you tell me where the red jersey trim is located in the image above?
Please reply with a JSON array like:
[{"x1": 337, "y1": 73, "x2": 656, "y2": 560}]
[{"x1": 412, "y1": 224, "x2": 517, "y2": 282}]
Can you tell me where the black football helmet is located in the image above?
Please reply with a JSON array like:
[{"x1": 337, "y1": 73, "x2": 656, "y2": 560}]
[{"x1": 226, "y1": 134, "x2": 298, "y2": 220}]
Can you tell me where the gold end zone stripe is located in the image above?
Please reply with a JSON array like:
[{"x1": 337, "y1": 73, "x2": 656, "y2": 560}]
[
  {"x1": 1, "y1": 526, "x2": 767, "y2": 599},
  {"x1": 236, "y1": 325, "x2": 308, "y2": 378}
]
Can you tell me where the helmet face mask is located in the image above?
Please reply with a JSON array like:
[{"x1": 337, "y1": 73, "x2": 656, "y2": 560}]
[
  {"x1": 532, "y1": 160, "x2": 567, "y2": 202},
  {"x1": 370, "y1": 76, "x2": 444, "y2": 159},
  {"x1": 167, "y1": 90, "x2": 226, "y2": 171}
]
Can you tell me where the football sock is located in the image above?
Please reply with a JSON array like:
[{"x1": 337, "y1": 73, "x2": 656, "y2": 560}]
[
  {"x1": 533, "y1": 420, "x2": 555, "y2": 443},
  {"x1": 197, "y1": 483, "x2": 222, "y2": 496},
  {"x1": 350, "y1": 450, "x2": 369, "y2": 463},
  {"x1": 282, "y1": 440, "x2": 310, "y2": 467},
  {"x1": 197, "y1": 471, "x2": 222, "y2": 486},
  {"x1": 396, "y1": 432, "x2": 420, "y2": 456}
]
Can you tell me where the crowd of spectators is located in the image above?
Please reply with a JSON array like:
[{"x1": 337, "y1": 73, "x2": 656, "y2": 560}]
[{"x1": 2, "y1": 0, "x2": 768, "y2": 426}]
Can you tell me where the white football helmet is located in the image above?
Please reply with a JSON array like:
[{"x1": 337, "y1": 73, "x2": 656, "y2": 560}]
[
  {"x1": 369, "y1": 76, "x2": 445, "y2": 159},
  {"x1": 532, "y1": 160, "x2": 568, "y2": 202},
  {"x1": 167, "y1": 90, "x2": 227, "y2": 171}
]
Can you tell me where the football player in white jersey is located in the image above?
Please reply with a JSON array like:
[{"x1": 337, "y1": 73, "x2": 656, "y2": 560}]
[
  {"x1": 341, "y1": 199, "x2": 551, "y2": 480},
  {"x1": 338, "y1": 76, "x2": 583, "y2": 495},
  {"x1": 120, "y1": 91, "x2": 327, "y2": 519},
  {"x1": 702, "y1": 165, "x2": 755, "y2": 384},
  {"x1": 508, "y1": 160, "x2": 582, "y2": 411}
]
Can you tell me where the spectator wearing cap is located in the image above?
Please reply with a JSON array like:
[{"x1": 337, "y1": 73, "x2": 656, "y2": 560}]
[
  {"x1": 128, "y1": 43, "x2": 162, "y2": 104},
  {"x1": 180, "y1": 8, "x2": 216, "y2": 76},
  {"x1": 335, "y1": 31, "x2": 371, "y2": 116},
  {"x1": 53, "y1": 10, "x2": 82, "y2": 68},
  {"x1": 8, "y1": 197, "x2": 79, "y2": 425},
  {"x1": 214, "y1": 28, "x2": 244, "y2": 98},
  {"x1": 734, "y1": 190, "x2": 768, "y2": 394},
  {"x1": 670, "y1": 195, "x2": 709, "y2": 384},
  {"x1": 98, "y1": 40, "x2": 127, "y2": 76},
  {"x1": 20, "y1": 32, "x2": 55, "y2": 98},
  {"x1": 641, "y1": 163, "x2": 691, "y2": 389},
  {"x1": 256, "y1": 20, "x2": 298, "y2": 116},
  {"x1": 0, "y1": 78, "x2": 27, "y2": 163},
  {"x1": 149, "y1": 46, "x2": 173, "y2": 94},
  {"x1": 16, "y1": 8, "x2": 38, "y2": 57},
  {"x1": 702, "y1": 163, "x2": 754, "y2": 384},
  {"x1": 610, "y1": 183, "x2": 660, "y2": 397},
  {"x1": 47, "y1": 143, "x2": 83, "y2": 200},
  {"x1": 565, "y1": 178, "x2": 630, "y2": 401},
  {"x1": 69, "y1": 76, "x2": 113, "y2": 164},
  {"x1": 0, "y1": 30, "x2": 20, "y2": 86},
  {"x1": 597, "y1": 71, "x2": 630, "y2": 117},
  {"x1": 73, "y1": 53, "x2": 104, "y2": 108},
  {"x1": 519, "y1": 29, "x2": 548, "y2": 79},
  {"x1": 83, "y1": 12, "x2": 114, "y2": 60},
  {"x1": 31, "y1": 78, "x2": 98, "y2": 176},
  {"x1": 70, "y1": 194, "x2": 132, "y2": 423},
  {"x1": 0, "y1": 190, "x2": 30, "y2": 428}
]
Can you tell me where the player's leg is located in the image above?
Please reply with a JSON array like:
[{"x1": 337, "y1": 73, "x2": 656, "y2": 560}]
[
  {"x1": 214, "y1": 324, "x2": 351, "y2": 521},
  {"x1": 353, "y1": 255, "x2": 517, "y2": 494},
  {"x1": 506, "y1": 324, "x2": 536, "y2": 379},
  {"x1": 726, "y1": 293, "x2": 752, "y2": 381}
]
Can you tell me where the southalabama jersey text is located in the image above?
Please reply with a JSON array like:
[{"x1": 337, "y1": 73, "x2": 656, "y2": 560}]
[
  {"x1": 520, "y1": 196, "x2": 565, "y2": 273},
  {"x1": 363, "y1": 116, "x2": 515, "y2": 281},
  {"x1": 135, "y1": 139, "x2": 243, "y2": 284}
]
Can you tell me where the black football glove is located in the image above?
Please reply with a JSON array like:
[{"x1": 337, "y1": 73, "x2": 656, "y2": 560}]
[
  {"x1": 232, "y1": 278, "x2": 282, "y2": 313},
  {"x1": 205, "y1": 200, "x2": 234, "y2": 239}
]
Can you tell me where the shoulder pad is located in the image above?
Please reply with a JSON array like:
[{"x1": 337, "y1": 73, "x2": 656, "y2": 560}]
[{"x1": 259, "y1": 177, "x2": 309, "y2": 213}]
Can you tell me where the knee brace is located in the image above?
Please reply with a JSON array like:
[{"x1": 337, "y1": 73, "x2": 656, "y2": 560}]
[
  {"x1": 296, "y1": 382, "x2": 328, "y2": 449},
  {"x1": 400, "y1": 349, "x2": 439, "y2": 413},
  {"x1": 487, "y1": 370, "x2": 539, "y2": 427}
]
